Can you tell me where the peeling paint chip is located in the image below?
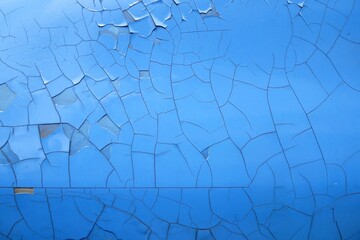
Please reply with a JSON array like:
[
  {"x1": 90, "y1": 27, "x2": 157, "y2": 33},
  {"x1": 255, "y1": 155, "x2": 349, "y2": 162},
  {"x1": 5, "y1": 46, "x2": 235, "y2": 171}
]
[{"x1": 14, "y1": 188, "x2": 34, "y2": 194}]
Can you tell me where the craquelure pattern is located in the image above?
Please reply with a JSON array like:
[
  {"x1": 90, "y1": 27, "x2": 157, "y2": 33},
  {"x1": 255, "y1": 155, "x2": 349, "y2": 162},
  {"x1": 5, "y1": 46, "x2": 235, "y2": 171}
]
[{"x1": 0, "y1": 0, "x2": 360, "y2": 239}]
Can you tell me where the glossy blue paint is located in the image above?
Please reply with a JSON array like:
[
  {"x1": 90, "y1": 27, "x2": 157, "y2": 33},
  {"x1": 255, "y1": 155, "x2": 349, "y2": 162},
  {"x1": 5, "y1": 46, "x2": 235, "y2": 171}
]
[{"x1": 0, "y1": 0, "x2": 359, "y2": 239}]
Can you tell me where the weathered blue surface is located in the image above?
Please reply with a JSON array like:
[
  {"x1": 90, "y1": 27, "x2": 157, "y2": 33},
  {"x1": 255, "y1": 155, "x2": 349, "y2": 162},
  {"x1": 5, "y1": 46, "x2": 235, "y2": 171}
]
[{"x1": 0, "y1": 0, "x2": 359, "y2": 239}]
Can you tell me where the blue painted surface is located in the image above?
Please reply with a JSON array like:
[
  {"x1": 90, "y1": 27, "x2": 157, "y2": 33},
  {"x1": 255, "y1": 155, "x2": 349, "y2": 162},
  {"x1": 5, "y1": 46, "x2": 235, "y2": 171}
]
[{"x1": 0, "y1": 0, "x2": 359, "y2": 239}]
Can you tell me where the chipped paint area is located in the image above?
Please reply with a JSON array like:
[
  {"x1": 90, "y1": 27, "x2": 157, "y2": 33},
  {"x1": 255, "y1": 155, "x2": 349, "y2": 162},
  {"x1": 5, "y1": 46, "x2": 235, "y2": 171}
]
[{"x1": 0, "y1": 0, "x2": 360, "y2": 239}]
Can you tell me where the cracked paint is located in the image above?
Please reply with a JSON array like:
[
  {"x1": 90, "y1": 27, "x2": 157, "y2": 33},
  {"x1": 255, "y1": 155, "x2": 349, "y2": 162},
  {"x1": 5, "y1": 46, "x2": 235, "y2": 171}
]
[{"x1": 0, "y1": 0, "x2": 359, "y2": 239}]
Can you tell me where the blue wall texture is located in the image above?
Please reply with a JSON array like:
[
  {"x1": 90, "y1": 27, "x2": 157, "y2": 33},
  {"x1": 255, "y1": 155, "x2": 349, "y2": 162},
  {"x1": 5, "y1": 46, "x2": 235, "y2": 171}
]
[{"x1": 0, "y1": 0, "x2": 360, "y2": 239}]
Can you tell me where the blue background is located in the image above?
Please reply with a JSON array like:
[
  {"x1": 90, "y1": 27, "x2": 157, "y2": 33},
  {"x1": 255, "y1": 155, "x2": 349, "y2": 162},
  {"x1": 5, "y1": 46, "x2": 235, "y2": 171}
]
[{"x1": 0, "y1": 0, "x2": 359, "y2": 239}]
